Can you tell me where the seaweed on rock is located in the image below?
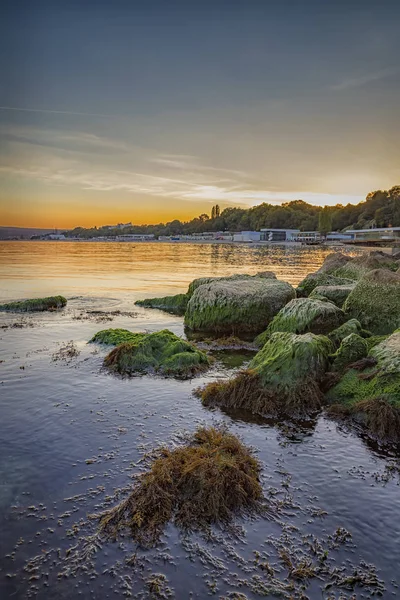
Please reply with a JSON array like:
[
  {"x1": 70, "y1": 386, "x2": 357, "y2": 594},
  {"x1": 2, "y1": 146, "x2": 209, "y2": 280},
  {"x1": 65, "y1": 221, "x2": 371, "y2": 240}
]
[
  {"x1": 296, "y1": 274, "x2": 354, "y2": 297},
  {"x1": 198, "y1": 332, "x2": 333, "y2": 418},
  {"x1": 309, "y1": 284, "x2": 355, "y2": 307},
  {"x1": 101, "y1": 329, "x2": 211, "y2": 378},
  {"x1": 316, "y1": 252, "x2": 352, "y2": 274},
  {"x1": 98, "y1": 426, "x2": 263, "y2": 547},
  {"x1": 326, "y1": 330, "x2": 400, "y2": 441},
  {"x1": 90, "y1": 328, "x2": 146, "y2": 345},
  {"x1": 330, "y1": 333, "x2": 369, "y2": 372},
  {"x1": 343, "y1": 269, "x2": 400, "y2": 334},
  {"x1": 334, "y1": 253, "x2": 400, "y2": 281},
  {"x1": 254, "y1": 298, "x2": 345, "y2": 347},
  {"x1": 327, "y1": 319, "x2": 370, "y2": 349},
  {"x1": 0, "y1": 295, "x2": 67, "y2": 312}
]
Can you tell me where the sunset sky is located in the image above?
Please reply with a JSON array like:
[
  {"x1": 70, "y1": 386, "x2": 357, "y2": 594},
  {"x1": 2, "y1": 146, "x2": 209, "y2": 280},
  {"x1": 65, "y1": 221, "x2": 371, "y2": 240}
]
[{"x1": 1, "y1": 1, "x2": 399, "y2": 228}]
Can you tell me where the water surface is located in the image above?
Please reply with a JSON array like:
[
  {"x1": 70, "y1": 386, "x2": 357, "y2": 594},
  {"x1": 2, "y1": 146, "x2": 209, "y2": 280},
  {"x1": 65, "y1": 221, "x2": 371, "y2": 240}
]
[{"x1": 1, "y1": 242, "x2": 399, "y2": 600}]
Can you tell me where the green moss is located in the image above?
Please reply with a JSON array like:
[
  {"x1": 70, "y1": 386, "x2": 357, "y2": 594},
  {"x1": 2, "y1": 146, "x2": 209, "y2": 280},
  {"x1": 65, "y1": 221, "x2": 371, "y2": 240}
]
[
  {"x1": 328, "y1": 319, "x2": 369, "y2": 349},
  {"x1": 99, "y1": 426, "x2": 262, "y2": 547},
  {"x1": 255, "y1": 298, "x2": 344, "y2": 347},
  {"x1": 331, "y1": 334, "x2": 369, "y2": 372},
  {"x1": 0, "y1": 295, "x2": 67, "y2": 312},
  {"x1": 90, "y1": 328, "x2": 146, "y2": 345},
  {"x1": 103, "y1": 329, "x2": 211, "y2": 378},
  {"x1": 365, "y1": 335, "x2": 388, "y2": 352},
  {"x1": 135, "y1": 294, "x2": 189, "y2": 315},
  {"x1": 343, "y1": 269, "x2": 400, "y2": 334},
  {"x1": 185, "y1": 278, "x2": 295, "y2": 335},
  {"x1": 309, "y1": 284, "x2": 355, "y2": 307},
  {"x1": 199, "y1": 332, "x2": 332, "y2": 418},
  {"x1": 296, "y1": 274, "x2": 354, "y2": 297}
]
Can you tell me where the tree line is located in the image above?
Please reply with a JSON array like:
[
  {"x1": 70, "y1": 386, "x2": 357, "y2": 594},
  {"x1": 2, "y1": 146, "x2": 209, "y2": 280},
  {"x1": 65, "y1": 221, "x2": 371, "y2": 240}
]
[{"x1": 65, "y1": 186, "x2": 400, "y2": 239}]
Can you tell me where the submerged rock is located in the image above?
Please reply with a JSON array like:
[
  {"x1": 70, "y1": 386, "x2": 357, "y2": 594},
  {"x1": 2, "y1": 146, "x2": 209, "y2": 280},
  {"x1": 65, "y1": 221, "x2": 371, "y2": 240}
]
[
  {"x1": 99, "y1": 329, "x2": 211, "y2": 378},
  {"x1": 309, "y1": 284, "x2": 355, "y2": 307},
  {"x1": 0, "y1": 295, "x2": 67, "y2": 312},
  {"x1": 343, "y1": 269, "x2": 400, "y2": 334},
  {"x1": 296, "y1": 273, "x2": 354, "y2": 297},
  {"x1": 135, "y1": 293, "x2": 189, "y2": 315},
  {"x1": 99, "y1": 426, "x2": 262, "y2": 546},
  {"x1": 330, "y1": 333, "x2": 369, "y2": 372},
  {"x1": 198, "y1": 332, "x2": 333, "y2": 418},
  {"x1": 326, "y1": 331, "x2": 400, "y2": 441},
  {"x1": 334, "y1": 252, "x2": 400, "y2": 280},
  {"x1": 255, "y1": 298, "x2": 345, "y2": 347},
  {"x1": 184, "y1": 277, "x2": 295, "y2": 335}
]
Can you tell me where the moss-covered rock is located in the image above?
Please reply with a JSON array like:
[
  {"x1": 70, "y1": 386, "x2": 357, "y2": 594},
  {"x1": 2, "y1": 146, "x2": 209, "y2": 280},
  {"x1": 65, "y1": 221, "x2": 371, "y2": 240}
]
[
  {"x1": 343, "y1": 269, "x2": 400, "y2": 334},
  {"x1": 309, "y1": 284, "x2": 355, "y2": 307},
  {"x1": 331, "y1": 333, "x2": 369, "y2": 372},
  {"x1": 198, "y1": 332, "x2": 333, "y2": 418},
  {"x1": 334, "y1": 253, "x2": 399, "y2": 280},
  {"x1": 327, "y1": 319, "x2": 369, "y2": 349},
  {"x1": 326, "y1": 331, "x2": 400, "y2": 441},
  {"x1": 317, "y1": 252, "x2": 352, "y2": 274},
  {"x1": 101, "y1": 329, "x2": 211, "y2": 378},
  {"x1": 185, "y1": 277, "x2": 295, "y2": 335},
  {"x1": 296, "y1": 273, "x2": 354, "y2": 297},
  {"x1": 90, "y1": 328, "x2": 146, "y2": 345},
  {"x1": 135, "y1": 294, "x2": 189, "y2": 315},
  {"x1": 255, "y1": 298, "x2": 344, "y2": 347},
  {"x1": 0, "y1": 295, "x2": 67, "y2": 312}
]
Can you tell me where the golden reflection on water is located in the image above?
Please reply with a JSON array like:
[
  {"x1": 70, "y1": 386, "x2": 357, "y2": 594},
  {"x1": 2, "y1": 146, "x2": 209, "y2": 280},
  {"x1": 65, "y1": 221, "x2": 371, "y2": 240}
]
[{"x1": 0, "y1": 241, "x2": 360, "y2": 302}]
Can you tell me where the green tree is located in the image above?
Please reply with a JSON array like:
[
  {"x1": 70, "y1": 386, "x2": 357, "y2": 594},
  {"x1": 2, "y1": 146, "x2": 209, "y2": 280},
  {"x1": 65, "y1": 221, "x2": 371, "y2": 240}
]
[{"x1": 318, "y1": 207, "x2": 332, "y2": 237}]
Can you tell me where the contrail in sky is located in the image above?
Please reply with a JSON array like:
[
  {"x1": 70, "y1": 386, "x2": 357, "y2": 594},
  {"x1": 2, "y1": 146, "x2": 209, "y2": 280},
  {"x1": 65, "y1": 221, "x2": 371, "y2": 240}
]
[{"x1": 0, "y1": 106, "x2": 115, "y2": 118}]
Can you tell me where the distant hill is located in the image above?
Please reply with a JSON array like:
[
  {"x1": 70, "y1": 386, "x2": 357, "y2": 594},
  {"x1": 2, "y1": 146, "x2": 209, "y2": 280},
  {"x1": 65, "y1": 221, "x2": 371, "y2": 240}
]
[{"x1": 0, "y1": 227, "x2": 62, "y2": 240}]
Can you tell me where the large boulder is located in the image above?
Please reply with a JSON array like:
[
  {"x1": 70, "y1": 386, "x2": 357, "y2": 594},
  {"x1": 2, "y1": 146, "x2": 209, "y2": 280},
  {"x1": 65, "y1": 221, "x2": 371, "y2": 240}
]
[
  {"x1": 343, "y1": 269, "x2": 400, "y2": 334},
  {"x1": 255, "y1": 297, "x2": 345, "y2": 347},
  {"x1": 317, "y1": 252, "x2": 352, "y2": 274},
  {"x1": 184, "y1": 277, "x2": 295, "y2": 334},
  {"x1": 135, "y1": 272, "x2": 277, "y2": 316},
  {"x1": 296, "y1": 273, "x2": 354, "y2": 297},
  {"x1": 334, "y1": 252, "x2": 399, "y2": 280},
  {"x1": 91, "y1": 329, "x2": 211, "y2": 379},
  {"x1": 326, "y1": 331, "x2": 400, "y2": 441},
  {"x1": 309, "y1": 284, "x2": 355, "y2": 307},
  {"x1": 198, "y1": 332, "x2": 333, "y2": 418}
]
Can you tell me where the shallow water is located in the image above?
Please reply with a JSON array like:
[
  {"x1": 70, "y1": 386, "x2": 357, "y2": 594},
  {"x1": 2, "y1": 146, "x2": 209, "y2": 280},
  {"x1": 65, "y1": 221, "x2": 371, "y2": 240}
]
[{"x1": 1, "y1": 241, "x2": 399, "y2": 600}]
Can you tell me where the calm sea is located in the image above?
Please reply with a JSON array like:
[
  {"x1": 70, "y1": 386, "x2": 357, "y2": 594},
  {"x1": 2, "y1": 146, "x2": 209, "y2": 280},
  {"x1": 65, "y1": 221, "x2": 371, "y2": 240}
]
[{"x1": 1, "y1": 241, "x2": 399, "y2": 600}]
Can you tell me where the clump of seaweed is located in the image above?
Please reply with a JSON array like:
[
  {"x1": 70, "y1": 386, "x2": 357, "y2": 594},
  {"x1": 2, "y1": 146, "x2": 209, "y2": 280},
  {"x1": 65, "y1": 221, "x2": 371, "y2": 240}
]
[
  {"x1": 309, "y1": 283, "x2": 355, "y2": 307},
  {"x1": 334, "y1": 252, "x2": 400, "y2": 280},
  {"x1": 52, "y1": 341, "x2": 80, "y2": 363},
  {"x1": 101, "y1": 329, "x2": 211, "y2": 378},
  {"x1": 98, "y1": 427, "x2": 263, "y2": 547},
  {"x1": 327, "y1": 318, "x2": 370, "y2": 349},
  {"x1": 0, "y1": 295, "x2": 67, "y2": 312},
  {"x1": 198, "y1": 332, "x2": 332, "y2": 419},
  {"x1": 330, "y1": 333, "x2": 369, "y2": 372}
]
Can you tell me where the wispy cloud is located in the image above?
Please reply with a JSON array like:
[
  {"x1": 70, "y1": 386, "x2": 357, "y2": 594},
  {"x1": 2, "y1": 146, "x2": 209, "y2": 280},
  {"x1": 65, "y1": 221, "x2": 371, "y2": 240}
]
[
  {"x1": 0, "y1": 106, "x2": 115, "y2": 118},
  {"x1": 332, "y1": 66, "x2": 400, "y2": 90},
  {"x1": 0, "y1": 163, "x2": 363, "y2": 207},
  {"x1": 151, "y1": 154, "x2": 247, "y2": 178}
]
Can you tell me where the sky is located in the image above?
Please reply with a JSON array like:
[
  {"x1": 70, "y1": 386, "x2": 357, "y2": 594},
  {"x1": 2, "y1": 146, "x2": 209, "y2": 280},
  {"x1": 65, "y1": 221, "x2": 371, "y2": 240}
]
[{"x1": 0, "y1": 0, "x2": 399, "y2": 228}]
